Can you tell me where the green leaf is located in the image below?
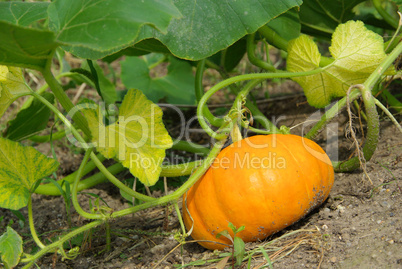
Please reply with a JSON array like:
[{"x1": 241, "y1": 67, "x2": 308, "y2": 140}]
[
  {"x1": 5, "y1": 92, "x2": 54, "y2": 141},
  {"x1": 0, "y1": 21, "x2": 60, "y2": 70},
  {"x1": 0, "y1": 226, "x2": 23, "y2": 269},
  {"x1": 121, "y1": 55, "x2": 196, "y2": 105},
  {"x1": 0, "y1": 2, "x2": 49, "y2": 26},
  {"x1": 144, "y1": 0, "x2": 302, "y2": 60},
  {"x1": 80, "y1": 61, "x2": 117, "y2": 105},
  {"x1": 299, "y1": 0, "x2": 366, "y2": 37},
  {"x1": 48, "y1": 0, "x2": 182, "y2": 59},
  {"x1": 102, "y1": 39, "x2": 172, "y2": 63},
  {"x1": 216, "y1": 230, "x2": 232, "y2": 242},
  {"x1": 0, "y1": 66, "x2": 30, "y2": 119},
  {"x1": 287, "y1": 21, "x2": 396, "y2": 108},
  {"x1": 0, "y1": 137, "x2": 59, "y2": 210},
  {"x1": 83, "y1": 89, "x2": 173, "y2": 186},
  {"x1": 267, "y1": 7, "x2": 300, "y2": 41},
  {"x1": 208, "y1": 38, "x2": 248, "y2": 72},
  {"x1": 233, "y1": 236, "x2": 246, "y2": 266}
]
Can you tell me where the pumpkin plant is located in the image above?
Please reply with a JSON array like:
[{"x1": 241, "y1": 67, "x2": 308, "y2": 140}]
[{"x1": 0, "y1": 0, "x2": 401, "y2": 268}]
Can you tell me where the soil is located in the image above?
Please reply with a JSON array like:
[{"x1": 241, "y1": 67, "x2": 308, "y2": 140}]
[{"x1": 0, "y1": 83, "x2": 401, "y2": 269}]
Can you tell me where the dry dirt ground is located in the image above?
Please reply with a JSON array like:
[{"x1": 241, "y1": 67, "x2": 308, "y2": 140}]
[{"x1": 0, "y1": 88, "x2": 401, "y2": 269}]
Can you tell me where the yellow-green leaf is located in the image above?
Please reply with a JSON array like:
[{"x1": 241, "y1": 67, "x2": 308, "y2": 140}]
[
  {"x1": 83, "y1": 89, "x2": 173, "y2": 186},
  {"x1": 0, "y1": 66, "x2": 30, "y2": 118},
  {"x1": 287, "y1": 20, "x2": 395, "y2": 108},
  {"x1": 0, "y1": 226, "x2": 23, "y2": 269},
  {"x1": 0, "y1": 137, "x2": 59, "y2": 210}
]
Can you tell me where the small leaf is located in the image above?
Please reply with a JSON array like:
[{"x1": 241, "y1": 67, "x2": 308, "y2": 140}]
[
  {"x1": 48, "y1": 0, "x2": 182, "y2": 59},
  {"x1": 233, "y1": 236, "x2": 246, "y2": 266},
  {"x1": 0, "y1": 21, "x2": 60, "y2": 70},
  {"x1": 216, "y1": 230, "x2": 233, "y2": 243},
  {"x1": 287, "y1": 21, "x2": 396, "y2": 108},
  {"x1": 5, "y1": 92, "x2": 54, "y2": 141},
  {"x1": 0, "y1": 66, "x2": 30, "y2": 119},
  {"x1": 0, "y1": 226, "x2": 23, "y2": 268},
  {"x1": 0, "y1": 137, "x2": 59, "y2": 210},
  {"x1": 0, "y1": 2, "x2": 50, "y2": 26},
  {"x1": 121, "y1": 55, "x2": 196, "y2": 105},
  {"x1": 83, "y1": 89, "x2": 173, "y2": 186}
]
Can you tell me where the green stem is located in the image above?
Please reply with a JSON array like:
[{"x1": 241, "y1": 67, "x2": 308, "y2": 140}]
[
  {"x1": 257, "y1": 25, "x2": 289, "y2": 52},
  {"x1": 29, "y1": 130, "x2": 66, "y2": 143},
  {"x1": 35, "y1": 161, "x2": 121, "y2": 196},
  {"x1": 105, "y1": 221, "x2": 111, "y2": 252},
  {"x1": 197, "y1": 69, "x2": 325, "y2": 140},
  {"x1": 171, "y1": 140, "x2": 210, "y2": 156},
  {"x1": 35, "y1": 159, "x2": 205, "y2": 196},
  {"x1": 195, "y1": 60, "x2": 224, "y2": 127},
  {"x1": 305, "y1": 90, "x2": 361, "y2": 140},
  {"x1": 72, "y1": 149, "x2": 102, "y2": 220},
  {"x1": 333, "y1": 85, "x2": 379, "y2": 172},
  {"x1": 89, "y1": 152, "x2": 155, "y2": 202},
  {"x1": 379, "y1": 88, "x2": 402, "y2": 112},
  {"x1": 161, "y1": 160, "x2": 203, "y2": 177},
  {"x1": 372, "y1": 0, "x2": 399, "y2": 29},
  {"x1": 22, "y1": 220, "x2": 104, "y2": 269},
  {"x1": 41, "y1": 67, "x2": 91, "y2": 137},
  {"x1": 374, "y1": 98, "x2": 402, "y2": 133},
  {"x1": 244, "y1": 100, "x2": 280, "y2": 132},
  {"x1": 365, "y1": 41, "x2": 402, "y2": 90},
  {"x1": 246, "y1": 33, "x2": 277, "y2": 72},
  {"x1": 28, "y1": 195, "x2": 46, "y2": 249},
  {"x1": 174, "y1": 202, "x2": 187, "y2": 236}
]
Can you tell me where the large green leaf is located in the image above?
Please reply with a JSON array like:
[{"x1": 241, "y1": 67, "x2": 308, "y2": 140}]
[
  {"x1": 0, "y1": 66, "x2": 30, "y2": 119},
  {"x1": 5, "y1": 92, "x2": 54, "y2": 141},
  {"x1": 0, "y1": 226, "x2": 23, "y2": 269},
  {"x1": 121, "y1": 55, "x2": 196, "y2": 105},
  {"x1": 287, "y1": 20, "x2": 395, "y2": 108},
  {"x1": 149, "y1": 0, "x2": 303, "y2": 60},
  {"x1": 299, "y1": 0, "x2": 366, "y2": 37},
  {"x1": 0, "y1": 21, "x2": 60, "y2": 70},
  {"x1": 0, "y1": 2, "x2": 49, "y2": 26},
  {"x1": 67, "y1": 0, "x2": 302, "y2": 60},
  {"x1": 48, "y1": 0, "x2": 181, "y2": 58},
  {"x1": 83, "y1": 89, "x2": 173, "y2": 186},
  {"x1": 0, "y1": 137, "x2": 59, "y2": 210}
]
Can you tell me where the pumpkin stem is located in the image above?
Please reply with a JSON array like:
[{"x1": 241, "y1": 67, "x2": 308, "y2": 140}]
[{"x1": 230, "y1": 122, "x2": 243, "y2": 143}]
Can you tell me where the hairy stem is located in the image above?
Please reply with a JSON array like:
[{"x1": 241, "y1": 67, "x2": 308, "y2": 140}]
[
  {"x1": 22, "y1": 220, "x2": 103, "y2": 268},
  {"x1": 195, "y1": 60, "x2": 224, "y2": 127},
  {"x1": 246, "y1": 33, "x2": 277, "y2": 72},
  {"x1": 27, "y1": 196, "x2": 46, "y2": 249},
  {"x1": 41, "y1": 67, "x2": 91, "y2": 137},
  {"x1": 71, "y1": 149, "x2": 103, "y2": 220},
  {"x1": 197, "y1": 69, "x2": 324, "y2": 140},
  {"x1": 372, "y1": 0, "x2": 399, "y2": 29}
]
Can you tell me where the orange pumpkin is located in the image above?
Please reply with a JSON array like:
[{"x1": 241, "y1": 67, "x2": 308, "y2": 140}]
[{"x1": 183, "y1": 134, "x2": 334, "y2": 250}]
